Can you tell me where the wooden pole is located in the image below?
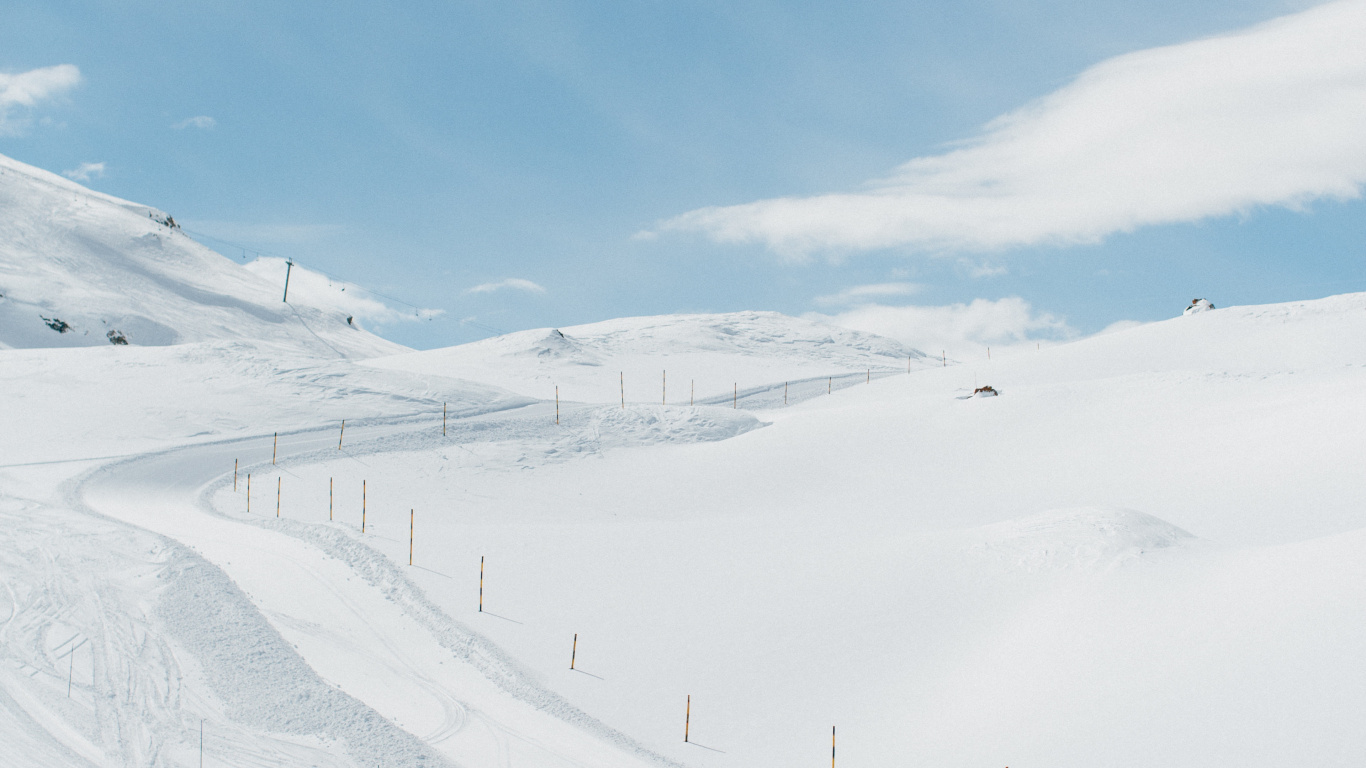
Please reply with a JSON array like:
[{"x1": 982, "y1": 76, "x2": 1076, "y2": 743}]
[
  {"x1": 276, "y1": 477, "x2": 281, "y2": 517},
  {"x1": 272, "y1": 431, "x2": 277, "y2": 465},
  {"x1": 684, "y1": 695, "x2": 690, "y2": 742},
  {"x1": 329, "y1": 477, "x2": 333, "y2": 521},
  {"x1": 233, "y1": 459, "x2": 238, "y2": 491},
  {"x1": 555, "y1": 386, "x2": 560, "y2": 425},
  {"x1": 620, "y1": 372, "x2": 624, "y2": 409},
  {"x1": 942, "y1": 351, "x2": 946, "y2": 367},
  {"x1": 570, "y1": 633, "x2": 577, "y2": 669},
  {"x1": 479, "y1": 555, "x2": 484, "y2": 612},
  {"x1": 246, "y1": 474, "x2": 251, "y2": 514},
  {"x1": 832, "y1": 726, "x2": 836, "y2": 768},
  {"x1": 784, "y1": 381, "x2": 788, "y2": 405},
  {"x1": 409, "y1": 509, "x2": 414, "y2": 565},
  {"x1": 867, "y1": 367, "x2": 870, "y2": 384},
  {"x1": 733, "y1": 382, "x2": 737, "y2": 408},
  {"x1": 338, "y1": 420, "x2": 345, "y2": 450},
  {"x1": 361, "y1": 480, "x2": 366, "y2": 533},
  {"x1": 828, "y1": 376, "x2": 832, "y2": 394},
  {"x1": 908, "y1": 355, "x2": 911, "y2": 373}
]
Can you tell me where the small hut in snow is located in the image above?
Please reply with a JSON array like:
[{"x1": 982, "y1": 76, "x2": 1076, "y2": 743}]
[{"x1": 1184, "y1": 298, "x2": 1215, "y2": 315}]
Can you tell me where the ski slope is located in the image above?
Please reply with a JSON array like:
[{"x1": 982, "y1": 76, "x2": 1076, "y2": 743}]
[{"x1": 4, "y1": 152, "x2": 1366, "y2": 767}]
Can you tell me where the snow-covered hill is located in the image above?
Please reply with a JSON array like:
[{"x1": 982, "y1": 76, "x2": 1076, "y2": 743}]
[
  {"x1": 0, "y1": 152, "x2": 402, "y2": 358},
  {"x1": 5, "y1": 152, "x2": 1366, "y2": 768},
  {"x1": 367, "y1": 311, "x2": 930, "y2": 403}
]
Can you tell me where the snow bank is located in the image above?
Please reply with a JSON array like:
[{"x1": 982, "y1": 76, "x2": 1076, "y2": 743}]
[{"x1": 971, "y1": 507, "x2": 1195, "y2": 571}]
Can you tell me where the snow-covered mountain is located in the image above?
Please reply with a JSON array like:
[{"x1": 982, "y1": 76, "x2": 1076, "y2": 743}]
[
  {"x1": 0, "y1": 152, "x2": 402, "y2": 358},
  {"x1": 7, "y1": 154, "x2": 1366, "y2": 768}
]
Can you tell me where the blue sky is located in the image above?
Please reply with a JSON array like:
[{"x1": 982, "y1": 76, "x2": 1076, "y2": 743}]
[{"x1": 2, "y1": 0, "x2": 1363, "y2": 351}]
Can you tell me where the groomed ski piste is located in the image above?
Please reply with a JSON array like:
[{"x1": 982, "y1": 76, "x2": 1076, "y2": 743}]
[{"x1": 3, "y1": 150, "x2": 1366, "y2": 767}]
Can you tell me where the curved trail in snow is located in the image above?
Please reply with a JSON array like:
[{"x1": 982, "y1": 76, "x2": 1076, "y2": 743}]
[{"x1": 73, "y1": 405, "x2": 678, "y2": 768}]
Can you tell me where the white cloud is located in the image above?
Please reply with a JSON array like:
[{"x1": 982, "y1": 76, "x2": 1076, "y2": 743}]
[
  {"x1": 814, "y1": 281, "x2": 922, "y2": 306},
  {"x1": 660, "y1": 0, "x2": 1366, "y2": 256},
  {"x1": 63, "y1": 161, "x2": 105, "y2": 182},
  {"x1": 0, "y1": 64, "x2": 81, "y2": 136},
  {"x1": 243, "y1": 257, "x2": 443, "y2": 325},
  {"x1": 172, "y1": 115, "x2": 216, "y2": 130},
  {"x1": 810, "y1": 297, "x2": 1076, "y2": 357},
  {"x1": 466, "y1": 278, "x2": 547, "y2": 295}
]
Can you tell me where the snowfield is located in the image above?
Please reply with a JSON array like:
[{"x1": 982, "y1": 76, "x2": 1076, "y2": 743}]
[{"x1": 4, "y1": 152, "x2": 1366, "y2": 767}]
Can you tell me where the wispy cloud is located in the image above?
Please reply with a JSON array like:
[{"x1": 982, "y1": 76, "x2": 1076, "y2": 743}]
[
  {"x1": 810, "y1": 297, "x2": 1075, "y2": 357},
  {"x1": 0, "y1": 64, "x2": 81, "y2": 136},
  {"x1": 814, "y1": 281, "x2": 922, "y2": 307},
  {"x1": 172, "y1": 115, "x2": 216, "y2": 130},
  {"x1": 659, "y1": 0, "x2": 1366, "y2": 257},
  {"x1": 466, "y1": 278, "x2": 547, "y2": 295},
  {"x1": 63, "y1": 161, "x2": 105, "y2": 182}
]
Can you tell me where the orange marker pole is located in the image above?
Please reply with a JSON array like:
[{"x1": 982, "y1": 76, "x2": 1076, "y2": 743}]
[
  {"x1": 272, "y1": 431, "x2": 277, "y2": 465},
  {"x1": 409, "y1": 509, "x2": 414, "y2": 565},
  {"x1": 361, "y1": 480, "x2": 366, "y2": 533},
  {"x1": 338, "y1": 420, "x2": 345, "y2": 450},
  {"x1": 832, "y1": 726, "x2": 836, "y2": 768},
  {"x1": 276, "y1": 477, "x2": 281, "y2": 517},
  {"x1": 784, "y1": 381, "x2": 788, "y2": 404},
  {"x1": 570, "y1": 633, "x2": 577, "y2": 669},
  {"x1": 479, "y1": 555, "x2": 484, "y2": 612},
  {"x1": 246, "y1": 474, "x2": 251, "y2": 514},
  {"x1": 233, "y1": 459, "x2": 238, "y2": 491},
  {"x1": 828, "y1": 376, "x2": 831, "y2": 394},
  {"x1": 684, "y1": 695, "x2": 690, "y2": 742},
  {"x1": 867, "y1": 368, "x2": 870, "y2": 384},
  {"x1": 733, "y1": 383, "x2": 737, "y2": 408}
]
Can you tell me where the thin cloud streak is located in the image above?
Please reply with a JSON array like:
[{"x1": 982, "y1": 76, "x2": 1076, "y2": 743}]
[
  {"x1": 172, "y1": 115, "x2": 216, "y2": 130},
  {"x1": 660, "y1": 0, "x2": 1366, "y2": 257},
  {"x1": 467, "y1": 278, "x2": 547, "y2": 295},
  {"x1": 63, "y1": 161, "x2": 105, "y2": 182},
  {"x1": 815, "y1": 281, "x2": 922, "y2": 306}
]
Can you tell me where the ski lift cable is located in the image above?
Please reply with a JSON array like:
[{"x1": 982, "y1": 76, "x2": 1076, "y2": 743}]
[{"x1": 181, "y1": 227, "x2": 432, "y2": 313}]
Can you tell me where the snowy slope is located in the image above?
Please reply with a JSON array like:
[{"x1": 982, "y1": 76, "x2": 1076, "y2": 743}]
[
  {"x1": 366, "y1": 311, "x2": 931, "y2": 403},
  {"x1": 0, "y1": 152, "x2": 402, "y2": 358},
  {"x1": 6, "y1": 231, "x2": 1366, "y2": 768}
]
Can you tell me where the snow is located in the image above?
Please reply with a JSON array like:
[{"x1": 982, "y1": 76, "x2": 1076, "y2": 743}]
[{"x1": 5, "y1": 151, "x2": 1366, "y2": 767}]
